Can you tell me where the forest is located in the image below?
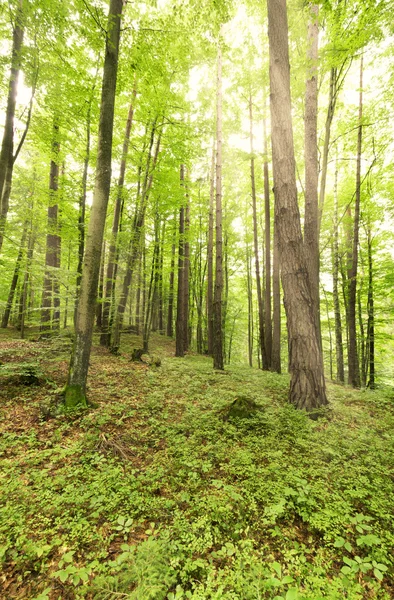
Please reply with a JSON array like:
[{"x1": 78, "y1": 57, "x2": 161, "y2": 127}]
[{"x1": 0, "y1": 0, "x2": 394, "y2": 598}]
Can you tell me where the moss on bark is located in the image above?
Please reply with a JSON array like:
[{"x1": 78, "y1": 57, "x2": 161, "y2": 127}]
[{"x1": 64, "y1": 384, "x2": 88, "y2": 409}]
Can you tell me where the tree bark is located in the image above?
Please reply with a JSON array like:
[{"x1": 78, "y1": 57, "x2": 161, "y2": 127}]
[
  {"x1": 332, "y1": 158, "x2": 344, "y2": 382},
  {"x1": 303, "y1": 4, "x2": 321, "y2": 347},
  {"x1": 0, "y1": 0, "x2": 24, "y2": 253},
  {"x1": 65, "y1": 0, "x2": 123, "y2": 407},
  {"x1": 41, "y1": 122, "x2": 61, "y2": 332},
  {"x1": 100, "y1": 81, "x2": 137, "y2": 346},
  {"x1": 213, "y1": 41, "x2": 224, "y2": 370},
  {"x1": 1, "y1": 224, "x2": 27, "y2": 328},
  {"x1": 347, "y1": 57, "x2": 363, "y2": 388},
  {"x1": 175, "y1": 166, "x2": 186, "y2": 357},
  {"x1": 183, "y1": 174, "x2": 190, "y2": 350},
  {"x1": 267, "y1": 0, "x2": 327, "y2": 411},
  {"x1": 272, "y1": 202, "x2": 281, "y2": 373},
  {"x1": 263, "y1": 115, "x2": 273, "y2": 368},
  {"x1": 246, "y1": 240, "x2": 253, "y2": 367},
  {"x1": 166, "y1": 213, "x2": 176, "y2": 337},
  {"x1": 249, "y1": 93, "x2": 267, "y2": 370}
]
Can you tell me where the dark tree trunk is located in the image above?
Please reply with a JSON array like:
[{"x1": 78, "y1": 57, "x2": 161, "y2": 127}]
[
  {"x1": 267, "y1": 0, "x2": 327, "y2": 411},
  {"x1": 101, "y1": 82, "x2": 137, "y2": 346},
  {"x1": 65, "y1": 0, "x2": 123, "y2": 407},
  {"x1": 0, "y1": 0, "x2": 24, "y2": 253},
  {"x1": 96, "y1": 241, "x2": 106, "y2": 329},
  {"x1": 347, "y1": 57, "x2": 363, "y2": 388},
  {"x1": 183, "y1": 177, "x2": 190, "y2": 350},
  {"x1": 213, "y1": 42, "x2": 224, "y2": 370},
  {"x1": 246, "y1": 240, "x2": 253, "y2": 367},
  {"x1": 158, "y1": 220, "x2": 165, "y2": 334},
  {"x1": 135, "y1": 250, "x2": 142, "y2": 335},
  {"x1": 41, "y1": 122, "x2": 61, "y2": 332},
  {"x1": 1, "y1": 224, "x2": 27, "y2": 328},
  {"x1": 332, "y1": 159, "x2": 344, "y2": 382},
  {"x1": 143, "y1": 214, "x2": 160, "y2": 352}
]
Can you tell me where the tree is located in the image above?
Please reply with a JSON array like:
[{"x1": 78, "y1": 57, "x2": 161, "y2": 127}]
[
  {"x1": 267, "y1": 0, "x2": 328, "y2": 411},
  {"x1": 65, "y1": 0, "x2": 124, "y2": 408}
]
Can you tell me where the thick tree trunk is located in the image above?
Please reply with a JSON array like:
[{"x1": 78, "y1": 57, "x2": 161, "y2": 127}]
[
  {"x1": 267, "y1": 0, "x2": 327, "y2": 411},
  {"x1": 207, "y1": 142, "x2": 215, "y2": 355},
  {"x1": 166, "y1": 214, "x2": 176, "y2": 337},
  {"x1": 1, "y1": 224, "x2": 27, "y2": 328},
  {"x1": 41, "y1": 122, "x2": 61, "y2": 332},
  {"x1": 303, "y1": 4, "x2": 321, "y2": 347},
  {"x1": 249, "y1": 94, "x2": 267, "y2": 369},
  {"x1": 347, "y1": 57, "x2": 363, "y2": 388},
  {"x1": 332, "y1": 160, "x2": 344, "y2": 382},
  {"x1": 65, "y1": 0, "x2": 123, "y2": 407},
  {"x1": 101, "y1": 82, "x2": 137, "y2": 346},
  {"x1": 0, "y1": 0, "x2": 24, "y2": 253},
  {"x1": 213, "y1": 42, "x2": 224, "y2": 370},
  {"x1": 263, "y1": 116, "x2": 273, "y2": 368}
]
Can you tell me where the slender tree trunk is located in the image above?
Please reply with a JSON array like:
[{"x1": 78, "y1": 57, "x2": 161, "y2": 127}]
[
  {"x1": 249, "y1": 93, "x2": 267, "y2": 369},
  {"x1": 347, "y1": 57, "x2": 363, "y2": 388},
  {"x1": 272, "y1": 205, "x2": 281, "y2": 373},
  {"x1": 135, "y1": 250, "x2": 142, "y2": 335},
  {"x1": 41, "y1": 122, "x2": 60, "y2": 332},
  {"x1": 166, "y1": 214, "x2": 176, "y2": 337},
  {"x1": 175, "y1": 169, "x2": 186, "y2": 357},
  {"x1": 303, "y1": 4, "x2": 321, "y2": 347},
  {"x1": 213, "y1": 41, "x2": 224, "y2": 370},
  {"x1": 323, "y1": 287, "x2": 333, "y2": 380},
  {"x1": 1, "y1": 224, "x2": 27, "y2": 328},
  {"x1": 75, "y1": 100, "x2": 92, "y2": 315},
  {"x1": 246, "y1": 241, "x2": 253, "y2": 367},
  {"x1": 64, "y1": 243, "x2": 71, "y2": 329},
  {"x1": 267, "y1": 0, "x2": 327, "y2": 411},
  {"x1": 332, "y1": 159, "x2": 344, "y2": 382},
  {"x1": 158, "y1": 220, "x2": 165, "y2": 334},
  {"x1": 20, "y1": 225, "x2": 35, "y2": 339},
  {"x1": 0, "y1": 0, "x2": 24, "y2": 253},
  {"x1": 143, "y1": 215, "x2": 160, "y2": 352},
  {"x1": 367, "y1": 226, "x2": 374, "y2": 388},
  {"x1": 207, "y1": 142, "x2": 215, "y2": 355},
  {"x1": 263, "y1": 115, "x2": 273, "y2": 368},
  {"x1": 183, "y1": 176, "x2": 190, "y2": 351},
  {"x1": 101, "y1": 82, "x2": 137, "y2": 346},
  {"x1": 358, "y1": 283, "x2": 366, "y2": 387},
  {"x1": 65, "y1": 0, "x2": 123, "y2": 407},
  {"x1": 96, "y1": 241, "x2": 106, "y2": 328},
  {"x1": 110, "y1": 123, "x2": 161, "y2": 353}
]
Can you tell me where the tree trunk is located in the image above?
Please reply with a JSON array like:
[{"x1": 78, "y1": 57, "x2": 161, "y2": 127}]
[
  {"x1": 367, "y1": 226, "x2": 374, "y2": 389},
  {"x1": 332, "y1": 158, "x2": 344, "y2": 382},
  {"x1": 110, "y1": 122, "x2": 161, "y2": 353},
  {"x1": 65, "y1": 0, "x2": 123, "y2": 407},
  {"x1": 175, "y1": 168, "x2": 186, "y2": 357},
  {"x1": 347, "y1": 57, "x2": 363, "y2": 388},
  {"x1": 143, "y1": 214, "x2": 160, "y2": 352},
  {"x1": 249, "y1": 93, "x2": 267, "y2": 369},
  {"x1": 158, "y1": 220, "x2": 165, "y2": 334},
  {"x1": 101, "y1": 81, "x2": 137, "y2": 346},
  {"x1": 207, "y1": 142, "x2": 215, "y2": 355},
  {"x1": 303, "y1": 4, "x2": 321, "y2": 347},
  {"x1": 96, "y1": 241, "x2": 106, "y2": 329},
  {"x1": 41, "y1": 122, "x2": 61, "y2": 332},
  {"x1": 246, "y1": 240, "x2": 253, "y2": 367},
  {"x1": 1, "y1": 224, "x2": 27, "y2": 328},
  {"x1": 213, "y1": 41, "x2": 224, "y2": 371},
  {"x1": 166, "y1": 213, "x2": 176, "y2": 337},
  {"x1": 0, "y1": 0, "x2": 24, "y2": 253},
  {"x1": 272, "y1": 203, "x2": 281, "y2": 373},
  {"x1": 267, "y1": 0, "x2": 327, "y2": 411},
  {"x1": 183, "y1": 175, "x2": 190, "y2": 350},
  {"x1": 20, "y1": 224, "x2": 35, "y2": 339},
  {"x1": 263, "y1": 115, "x2": 273, "y2": 368}
]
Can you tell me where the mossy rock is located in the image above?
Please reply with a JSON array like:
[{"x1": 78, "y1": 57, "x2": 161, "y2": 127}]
[{"x1": 221, "y1": 396, "x2": 261, "y2": 421}]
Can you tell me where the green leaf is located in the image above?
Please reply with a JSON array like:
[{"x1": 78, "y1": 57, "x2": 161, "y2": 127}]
[
  {"x1": 334, "y1": 537, "x2": 345, "y2": 547},
  {"x1": 344, "y1": 542, "x2": 353, "y2": 552},
  {"x1": 286, "y1": 588, "x2": 299, "y2": 600},
  {"x1": 374, "y1": 568, "x2": 383, "y2": 581},
  {"x1": 282, "y1": 575, "x2": 295, "y2": 584},
  {"x1": 272, "y1": 561, "x2": 282, "y2": 577},
  {"x1": 341, "y1": 566, "x2": 352, "y2": 575}
]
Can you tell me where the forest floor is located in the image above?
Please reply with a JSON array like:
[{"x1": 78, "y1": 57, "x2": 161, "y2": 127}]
[{"x1": 0, "y1": 329, "x2": 394, "y2": 600}]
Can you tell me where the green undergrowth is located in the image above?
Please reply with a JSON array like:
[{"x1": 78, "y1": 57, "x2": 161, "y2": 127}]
[{"x1": 0, "y1": 332, "x2": 394, "y2": 599}]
